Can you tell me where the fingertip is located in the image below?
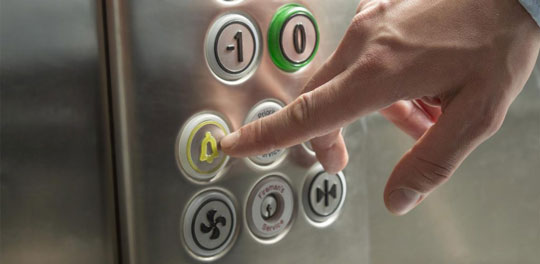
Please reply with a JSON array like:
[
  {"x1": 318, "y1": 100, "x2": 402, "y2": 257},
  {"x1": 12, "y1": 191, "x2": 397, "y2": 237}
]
[
  {"x1": 384, "y1": 188, "x2": 422, "y2": 216},
  {"x1": 220, "y1": 130, "x2": 240, "y2": 155},
  {"x1": 315, "y1": 137, "x2": 349, "y2": 174}
]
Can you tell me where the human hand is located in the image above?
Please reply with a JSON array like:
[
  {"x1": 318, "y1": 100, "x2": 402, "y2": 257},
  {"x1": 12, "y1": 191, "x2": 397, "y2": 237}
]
[{"x1": 221, "y1": 0, "x2": 540, "y2": 215}]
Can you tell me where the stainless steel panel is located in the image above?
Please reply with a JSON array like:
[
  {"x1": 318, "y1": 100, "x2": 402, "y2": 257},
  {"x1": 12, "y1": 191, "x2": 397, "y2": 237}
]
[
  {"x1": 365, "y1": 58, "x2": 540, "y2": 264},
  {"x1": 0, "y1": 0, "x2": 118, "y2": 263},
  {"x1": 107, "y1": 0, "x2": 540, "y2": 263},
  {"x1": 106, "y1": 0, "x2": 368, "y2": 263}
]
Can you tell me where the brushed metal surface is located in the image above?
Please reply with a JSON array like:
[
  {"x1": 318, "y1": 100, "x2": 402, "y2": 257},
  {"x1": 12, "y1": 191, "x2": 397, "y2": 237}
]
[
  {"x1": 106, "y1": 0, "x2": 367, "y2": 263},
  {"x1": 365, "y1": 57, "x2": 540, "y2": 264},
  {"x1": 0, "y1": 0, "x2": 118, "y2": 264},
  {"x1": 106, "y1": 0, "x2": 540, "y2": 263}
]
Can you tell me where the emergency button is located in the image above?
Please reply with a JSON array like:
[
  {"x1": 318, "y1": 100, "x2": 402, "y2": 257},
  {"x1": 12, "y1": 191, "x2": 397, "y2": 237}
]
[
  {"x1": 268, "y1": 4, "x2": 319, "y2": 72},
  {"x1": 177, "y1": 113, "x2": 230, "y2": 181}
]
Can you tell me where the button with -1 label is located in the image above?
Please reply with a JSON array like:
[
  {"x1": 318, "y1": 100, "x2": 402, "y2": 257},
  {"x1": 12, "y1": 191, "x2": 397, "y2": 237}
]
[
  {"x1": 177, "y1": 113, "x2": 230, "y2": 181},
  {"x1": 206, "y1": 13, "x2": 260, "y2": 81},
  {"x1": 244, "y1": 99, "x2": 286, "y2": 165}
]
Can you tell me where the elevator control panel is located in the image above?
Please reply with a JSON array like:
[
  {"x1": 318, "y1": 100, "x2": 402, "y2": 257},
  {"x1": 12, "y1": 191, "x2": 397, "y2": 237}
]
[{"x1": 178, "y1": 3, "x2": 347, "y2": 261}]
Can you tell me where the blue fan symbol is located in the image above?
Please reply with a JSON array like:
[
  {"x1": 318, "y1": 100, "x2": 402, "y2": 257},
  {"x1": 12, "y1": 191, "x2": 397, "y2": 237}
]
[{"x1": 200, "y1": 209, "x2": 227, "y2": 240}]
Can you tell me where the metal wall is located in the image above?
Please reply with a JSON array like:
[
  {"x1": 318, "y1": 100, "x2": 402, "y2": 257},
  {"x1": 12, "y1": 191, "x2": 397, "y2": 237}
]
[
  {"x1": 364, "y1": 57, "x2": 540, "y2": 264},
  {"x1": 0, "y1": 0, "x2": 118, "y2": 263},
  {"x1": 106, "y1": 0, "x2": 368, "y2": 263},
  {"x1": 1, "y1": 0, "x2": 539, "y2": 263}
]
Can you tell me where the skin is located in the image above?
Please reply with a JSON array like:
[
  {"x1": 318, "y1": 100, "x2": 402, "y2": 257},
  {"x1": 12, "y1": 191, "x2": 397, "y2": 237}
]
[{"x1": 221, "y1": 0, "x2": 540, "y2": 215}]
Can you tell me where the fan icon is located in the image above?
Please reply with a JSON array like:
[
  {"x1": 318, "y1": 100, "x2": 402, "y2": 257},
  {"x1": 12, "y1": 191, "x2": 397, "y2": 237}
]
[{"x1": 200, "y1": 209, "x2": 227, "y2": 240}]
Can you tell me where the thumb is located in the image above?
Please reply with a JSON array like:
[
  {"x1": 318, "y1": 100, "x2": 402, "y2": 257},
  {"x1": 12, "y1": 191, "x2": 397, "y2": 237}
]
[{"x1": 384, "y1": 89, "x2": 510, "y2": 215}]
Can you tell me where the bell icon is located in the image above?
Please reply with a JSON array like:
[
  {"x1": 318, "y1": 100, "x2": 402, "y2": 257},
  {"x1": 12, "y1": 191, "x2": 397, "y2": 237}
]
[{"x1": 200, "y1": 132, "x2": 219, "y2": 164}]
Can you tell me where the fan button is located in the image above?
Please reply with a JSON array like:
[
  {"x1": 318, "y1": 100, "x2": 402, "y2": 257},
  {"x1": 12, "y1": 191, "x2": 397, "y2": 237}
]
[{"x1": 182, "y1": 190, "x2": 237, "y2": 258}]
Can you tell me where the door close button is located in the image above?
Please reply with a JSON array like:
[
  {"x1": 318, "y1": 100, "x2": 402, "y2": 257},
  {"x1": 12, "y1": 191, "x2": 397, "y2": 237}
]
[{"x1": 303, "y1": 164, "x2": 347, "y2": 224}]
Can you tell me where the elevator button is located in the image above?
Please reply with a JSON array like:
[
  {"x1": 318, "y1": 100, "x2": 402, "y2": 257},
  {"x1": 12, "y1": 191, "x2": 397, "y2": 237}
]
[
  {"x1": 177, "y1": 113, "x2": 230, "y2": 181},
  {"x1": 247, "y1": 175, "x2": 294, "y2": 240},
  {"x1": 206, "y1": 14, "x2": 260, "y2": 82},
  {"x1": 303, "y1": 164, "x2": 347, "y2": 223},
  {"x1": 303, "y1": 141, "x2": 314, "y2": 154},
  {"x1": 268, "y1": 4, "x2": 319, "y2": 72},
  {"x1": 183, "y1": 190, "x2": 237, "y2": 258},
  {"x1": 244, "y1": 100, "x2": 286, "y2": 165}
]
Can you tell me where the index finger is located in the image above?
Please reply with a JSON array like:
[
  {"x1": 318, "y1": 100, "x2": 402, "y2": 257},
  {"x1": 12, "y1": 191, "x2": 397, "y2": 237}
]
[{"x1": 220, "y1": 54, "x2": 399, "y2": 157}]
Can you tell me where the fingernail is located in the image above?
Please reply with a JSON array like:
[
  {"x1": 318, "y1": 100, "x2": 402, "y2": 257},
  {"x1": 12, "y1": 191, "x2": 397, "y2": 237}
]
[
  {"x1": 387, "y1": 188, "x2": 421, "y2": 215},
  {"x1": 220, "y1": 131, "x2": 240, "y2": 151}
]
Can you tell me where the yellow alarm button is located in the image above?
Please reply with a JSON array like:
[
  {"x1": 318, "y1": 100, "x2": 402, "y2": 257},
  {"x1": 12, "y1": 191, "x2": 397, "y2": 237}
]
[{"x1": 178, "y1": 113, "x2": 230, "y2": 181}]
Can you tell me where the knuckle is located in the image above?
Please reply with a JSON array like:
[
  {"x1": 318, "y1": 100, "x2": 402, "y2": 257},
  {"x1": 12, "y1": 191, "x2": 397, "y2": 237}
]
[
  {"x1": 352, "y1": 48, "x2": 391, "y2": 77},
  {"x1": 355, "y1": 0, "x2": 390, "y2": 15},
  {"x1": 288, "y1": 92, "x2": 313, "y2": 128},
  {"x1": 406, "y1": 155, "x2": 453, "y2": 193},
  {"x1": 466, "y1": 102, "x2": 506, "y2": 138},
  {"x1": 349, "y1": 14, "x2": 369, "y2": 34}
]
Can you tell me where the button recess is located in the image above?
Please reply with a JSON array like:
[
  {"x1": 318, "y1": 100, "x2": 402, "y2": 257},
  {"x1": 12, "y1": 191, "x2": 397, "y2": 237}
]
[
  {"x1": 206, "y1": 13, "x2": 260, "y2": 82},
  {"x1": 303, "y1": 164, "x2": 346, "y2": 224},
  {"x1": 246, "y1": 175, "x2": 294, "y2": 240},
  {"x1": 244, "y1": 99, "x2": 286, "y2": 165},
  {"x1": 268, "y1": 3, "x2": 319, "y2": 72},
  {"x1": 183, "y1": 190, "x2": 237, "y2": 258},
  {"x1": 177, "y1": 113, "x2": 230, "y2": 181}
]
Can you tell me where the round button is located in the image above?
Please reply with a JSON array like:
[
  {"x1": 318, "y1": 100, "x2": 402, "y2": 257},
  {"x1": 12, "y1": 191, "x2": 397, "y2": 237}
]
[
  {"x1": 302, "y1": 164, "x2": 346, "y2": 223},
  {"x1": 246, "y1": 175, "x2": 294, "y2": 240},
  {"x1": 302, "y1": 141, "x2": 314, "y2": 154},
  {"x1": 268, "y1": 4, "x2": 319, "y2": 72},
  {"x1": 244, "y1": 100, "x2": 286, "y2": 165},
  {"x1": 182, "y1": 190, "x2": 236, "y2": 258},
  {"x1": 206, "y1": 14, "x2": 260, "y2": 82},
  {"x1": 177, "y1": 113, "x2": 230, "y2": 181}
]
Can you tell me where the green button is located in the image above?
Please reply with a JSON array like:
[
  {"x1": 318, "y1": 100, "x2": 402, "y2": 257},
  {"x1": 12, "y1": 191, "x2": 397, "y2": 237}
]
[{"x1": 268, "y1": 4, "x2": 319, "y2": 72}]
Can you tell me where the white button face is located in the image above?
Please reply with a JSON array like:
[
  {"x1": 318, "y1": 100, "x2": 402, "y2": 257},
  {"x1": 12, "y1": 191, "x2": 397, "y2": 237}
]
[
  {"x1": 309, "y1": 171, "x2": 343, "y2": 216},
  {"x1": 302, "y1": 164, "x2": 347, "y2": 224},
  {"x1": 177, "y1": 113, "x2": 230, "y2": 181},
  {"x1": 280, "y1": 14, "x2": 318, "y2": 64},
  {"x1": 244, "y1": 100, "x2": 286, "y2": 165},
  {"x1": 206, "y1": 14, "x2": 260, "y2": 82},
  {"x1": 246, "y1": 175, "x2": 294, "y2": 240},
  {"x1": 183, "y1": 191, "x2": 236, "y2": 258},
  {"x1": 215, "y1": 22, "x2": 255, "y2": 73}
]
